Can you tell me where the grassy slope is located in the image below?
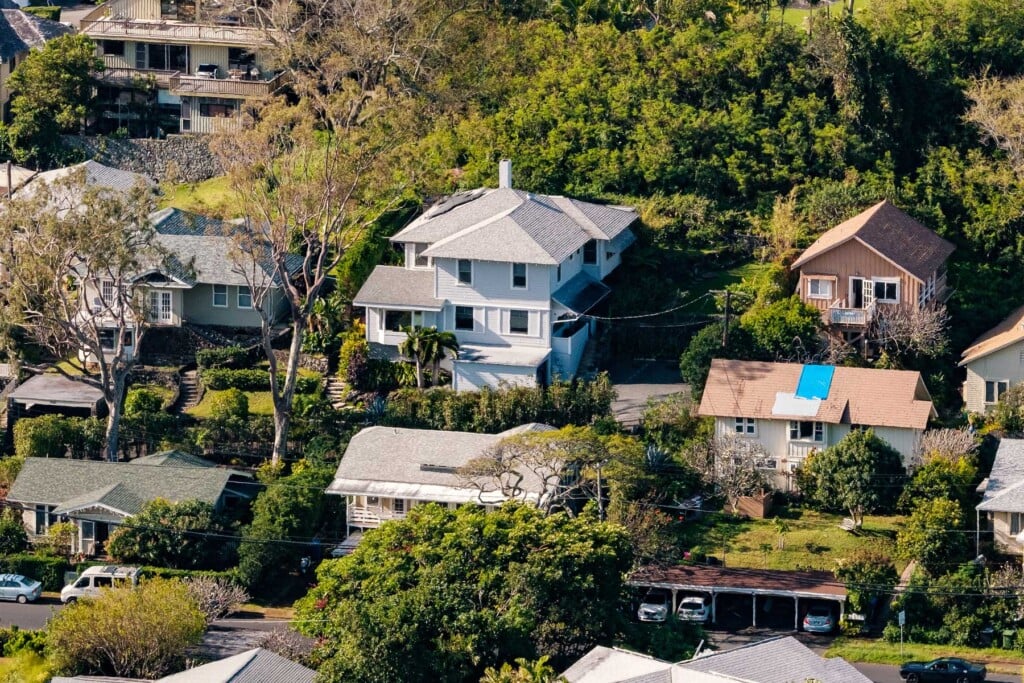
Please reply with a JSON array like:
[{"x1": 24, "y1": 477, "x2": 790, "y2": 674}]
[
  {"x1": 827, "y1": 638, "x2": 1024, "y2": 674},
  {"x1": 690, "y1": 262, "x2": 774, "y2": 314},
  {"x1": 187, "y1": 389, "x2": 276, "y2": 418},
  {"x1": 161, "y1": 176, "x2": 240, "y2": 217}
]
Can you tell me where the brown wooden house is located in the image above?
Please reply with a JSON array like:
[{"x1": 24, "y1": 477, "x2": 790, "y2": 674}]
[{"x1": 790, "y1": 201, "x2": 954, "y2": 341}]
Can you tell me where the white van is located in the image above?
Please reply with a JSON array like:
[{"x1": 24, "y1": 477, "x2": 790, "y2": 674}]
[{"x1": 60, "y1": 566, "x2": 140, "y2": 604}]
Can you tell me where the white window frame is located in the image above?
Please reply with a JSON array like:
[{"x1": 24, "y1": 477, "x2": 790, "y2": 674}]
[
  {"x1": 454, "y1": 306, "x2": 475, "y2": 332},
  {"x1": 382, "y1": 309, "x2": 413, "y2": 332},
  {"x1": 986, "y1": 379, "x2": 1010, "y2": 405},
  {"x1": 149, "y1": 289, "x2": 172, "y2": 322},
  {"x1": 508, "y1": 309, "x2": 529, "y2": 335},
  {"x1": 788, "y1": 420, "x2": 824, "y2": 443},
  {"x1": 101, "y1": 279, "x2": 116, "y2": 305},
  {"x1": 807, "y1": 278, "x2": 832, "y2": 300},
  {"x1": 457, "y1": 259, "x2": 472, "y2": 286},
  {"x1": 237, "y1": 286, "x2": 253, "y2": 310},
  {"x1": 394, "y1": 498, "x2": 405, "y2": 514},
  {"x1": 734, "y1": 417, "x2": 756, "y2": 436},
  {"x1": 872, "y1": 277, "x2": 900, "y2": 304},
  {"x1": 511, "y1": 263, "x2": 527, "y2": 289},
  {"x1": 212, "y1": 284, "x2": 228, "y2": 308}
]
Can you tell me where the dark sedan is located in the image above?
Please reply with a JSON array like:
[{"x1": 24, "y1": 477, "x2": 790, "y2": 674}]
[{"x1": 899, "y1": 657, "x2": 986, "y2": 682}]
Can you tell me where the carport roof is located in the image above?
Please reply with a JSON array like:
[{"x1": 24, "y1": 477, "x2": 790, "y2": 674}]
[
  {"x1": 629, "y1": 564, "x2": 846, "y2": 600},
  {"x1": 9, "y1": 374, "x2": 104, "y2": 409}
]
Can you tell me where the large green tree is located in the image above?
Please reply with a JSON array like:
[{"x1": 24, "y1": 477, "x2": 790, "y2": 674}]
[
  {"x1": 801, "y1": 429, "x2": 906, "y2": 526},
  {"x1": 295, "y1": 504, "x2": 632, "y2": 682},
  {"x1": 896, "y1": 497, "x2": 970, "y2": 576},
  {"x1": 107, "y1": 499, "x2": 236, "y2": 570},
  {"x1": 5, "y1": 34, "x2": 102, "y2": 166}
]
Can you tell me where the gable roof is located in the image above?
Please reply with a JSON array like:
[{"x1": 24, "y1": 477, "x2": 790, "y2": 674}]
[
  {"x1": 0, "y1": 9, "x2": 72, "y2": 61},
  {"x1": 26, "y1": 160, "x2": 154, "y2": 195},
  {"x1": 148, "y1": 207, "x2": 303, "y2": 289},
  {"x1": 327, "y1": 423, "x2": 557, "y2": 505},
  {"x1": 352, "y1": 265, "x2": 444, "y2": 311},
  {"x1": 698, "y1": 359, "x2": 935, "y2": 429},
  {"x1": 7, "y1": 454, "x2": 250, "y2": 515},
  {"x1": 678, "y1": 636, "x2": 871, "y2": 683},
  {"x1": 977, "y1": 439, "x2": 1024, "y2": 513},
  {"x1": 560, "y1": 646, "x2": 677, "y2": 683},
  {"x1": 392, "y1": 187, "x2": 637, "y2": 265},
  {"x1": 791, "y1": 200, "x2": 955, "y2": 282},
  {"x1": 960, "y1": 304, "x2": 1024, "y2": 366},
  {"x1": 158, "y1": 648, "x2": 315, "y2": 683}
]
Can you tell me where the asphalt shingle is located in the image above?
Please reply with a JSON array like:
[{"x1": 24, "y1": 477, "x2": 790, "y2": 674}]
[
  {"x1": 978, "y1": 439, "x2": 1024, "y2": 513},
  {"x1": 352, "y1": 265, "x2": 443, "y2": 310}
]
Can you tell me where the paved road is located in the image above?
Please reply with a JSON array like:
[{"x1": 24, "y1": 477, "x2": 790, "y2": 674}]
[
  {"x1": 0, "y1": 597, "x2": 62, "y2": 630},
  {"x1": 853, "y1": 662, "x2": 1019, "y2": 683}
]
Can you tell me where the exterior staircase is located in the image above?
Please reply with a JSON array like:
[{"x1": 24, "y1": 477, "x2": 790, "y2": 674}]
[
  {"x1": 325, "y1": 376, "x2": 348, "y2": 409},
  {"x1": 175, "y1": 369, "x2": 202, "y2": 413}
]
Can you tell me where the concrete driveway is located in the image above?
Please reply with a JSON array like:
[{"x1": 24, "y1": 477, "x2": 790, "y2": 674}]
[{"x1": 608, "y1": 359, "x2": 689, "y2": 427}]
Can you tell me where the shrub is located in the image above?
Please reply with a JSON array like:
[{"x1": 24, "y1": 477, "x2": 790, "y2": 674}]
[
  {"x1": 0, "y1": 510, "x2": 28, "y2": 555},
  {"x1": 208, "y1": 388, "x2": 249, "y2": 422},
  {"x1": 183, "y1": 575, "x2": 249, "y2": 622},
  {"x1": 0, "y1": 554, "x2": 70, "y2": 591},
  {"x1": 21, "y1": 6, "x2": 59, "y2": 20},
  {"x1": 0, "y1": 627, "x2": 46, "y2": 657},
  {"x1": 200, "y1": 368, "x2": 322, "y2": 393},
  {"x1": 12, "y1": 415, "x2": 104, "y2": 459},
  {"x1": 125, "y1": 388, "x2": 163, "y2": 416},
  {"x1": 196, "y1": 346, "x2": 249, "y2": 370},
  {"x1": 107, "y1": 499, "x2": 237, "y2": 570},
  {"x1": 0, "y1": 456, "x2": 24, "y2": 491},
  {"x1": 140, "y1": 566, "x2": 238, "y2": 582}
]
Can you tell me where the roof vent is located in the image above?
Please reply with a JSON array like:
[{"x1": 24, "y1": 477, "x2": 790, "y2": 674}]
[
  {"x1": 420, "y1": 463, "x2": 459, "y2": 474},
  {"x1": 498, "y1": 159, "x2": 512, "y2": 189}
]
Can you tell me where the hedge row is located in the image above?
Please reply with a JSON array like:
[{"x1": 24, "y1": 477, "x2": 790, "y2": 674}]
[
  {"x1": 0, "y1": 554, "x2": 71, "y2": 592},
  {"x1": 140, "y1": 566, "x2": 241, "y2": 584},
  {"x1": 196, "y1": 346, "x2": 252, "y2": 370},
  {"x1": 200, "y1": 368, "x2": 322, "y2": 394}
]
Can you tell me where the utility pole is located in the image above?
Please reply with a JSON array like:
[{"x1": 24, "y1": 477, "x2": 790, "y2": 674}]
[
  {"x1": 595, "y1": 461, "x2": 605, "y2": 521},
  {"x1": 721, "y1": 290, "x2": 731, "y2": 348}
]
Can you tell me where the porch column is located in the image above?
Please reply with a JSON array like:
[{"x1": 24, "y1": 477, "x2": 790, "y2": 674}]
[
  {"x1": 711, "y1": 591, "x2": 718, "y2": 625},
  {"x1": 671, "y1": 589, "x2": 678, "y2": 615},
  {"x1": 752, "y1": 594, "x2": 757, "y2": 628},
  {"x1": 976, "y1": 509, "x2": 981, "y2": 557},
  {"x1": 345, "y1": 495, "x2": 352, "y2": 538},
  {"x1": 794, "y1": 597, "x2": 799, "y2": 631},
  {"x1": 838, "y1": 598, "x2": 845, "y2": 621}
]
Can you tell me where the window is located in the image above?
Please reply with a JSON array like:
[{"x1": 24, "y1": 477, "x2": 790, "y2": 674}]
[
  {"x1": 237, "y1": 286, "x2": 252, "y2": 309},
  {"x1": 33, "y1": 505, "x2": 54, "y2": 535},
  {"x1": 383, "y1": 310, "x2": 412, "y2": 332},
  {"x1": 583, "y1": 240, "x2": 598, "y2": 265},
  {"x1": 807, "y1": 278, "x2": 832, "y2": 300},
  {"x1": 149, "y1": 290, "x2": 172, "y2": 322},
  {"x1": 228, "y1": 47, "x2": 256, "y2": 71},
  {"x1": 413, "y1": 243, "x2": 429, "y2": 268},
  {"x1": 455, "y1": 306, "x2": 474, "y2": 331},
  {"x1": 367, "y1": 496, "x2": 380, "y2": 506},
  {"x1": 1012, "y1": 512, "x2": 1023, "y2": 536},
  {"x1": 789, "y1": 421, "x2": 824, "y2": 442},
  {"x1": 199, "y1": 101, "x2": 238, "y2": 118},
  {"x1": 755, "y1": 457, "x2": 777, "y2": 470},
  {"x1": 101, "y1": 40, "x2": 124, "y2": 56},
  {"x1": 81, "y1": 521, "x2": 94, "y2": 542},
  {"x1": 134, "y1": 43, "x2": 188, "y2": 71},
  {"x1": 873, "y1": 279, "x2": 899, "y2": 303},
  {"x1": 99, "y1": 329, "x2": 117, "y2": 351},
  {"x1": 101, "y1": 280, "x2": 115, "y2": 305},
  {"x1": 734, "y1": 417, "x2": 756, "y2": 436},
  {"x1": 556, "y1": 264, "x2": 561, "y2": 282},
  {"x1": 986, "y1": 380, "x2": 1010, "y2": 404},
  {"x1": 123, "y1": 330, "x2": 134, "y2": 348},
  {"x1": 512, "y1": 263, "x2": 527, "y2": 289},
  {"x1": 457, "y1": 259, "x2": 472, "y2": 285},
  {"x1": 509, "y1": 310, "x2": 529, "y2": 335},
  {"x1": 94, "y1": 577, "x2": 113, "y2": 589},
  {"x1": 394, "y1": 499, "x2": 405, "y2": 514},
  {"x1": 212, "y1": 284, "x2": 228, "y2": 307}
]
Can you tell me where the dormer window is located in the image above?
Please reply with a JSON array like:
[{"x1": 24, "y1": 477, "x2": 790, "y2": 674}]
[
  {"x1": 583, "y1": 240, "x2": 597, "y2": 265},
  {"x1": 413, "y1": 243, "x2": 430, "y2": 268},
  {"x1": 457, "y1": 259, "x2": 472, "y2": 285}
]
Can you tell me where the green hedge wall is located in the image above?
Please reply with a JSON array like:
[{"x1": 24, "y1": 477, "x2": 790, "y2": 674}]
[
  {"x1": 196, "y1": 346, "x2": 251, "y2": 370},
  {"x1": 0, "y1": 554, "x2": 70, "y2": 592},
  {"x1": 140, "y1": 566, "x2": 240, "y2": 584},
  {"x1": 200, "y1": 368, "x2": 321, "y2": 394}
]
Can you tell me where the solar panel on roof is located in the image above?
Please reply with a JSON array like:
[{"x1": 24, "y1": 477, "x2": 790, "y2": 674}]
[{"x1": 796, "y1": 365, "x2": 835, "y2": 400}]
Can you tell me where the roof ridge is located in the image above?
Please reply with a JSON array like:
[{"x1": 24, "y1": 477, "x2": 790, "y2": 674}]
[{"x1": 422, "y1": 201, "x2": 523, "y2": 255}]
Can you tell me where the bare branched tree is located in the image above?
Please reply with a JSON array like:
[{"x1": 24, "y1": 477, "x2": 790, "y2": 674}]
[
  {"x1": 870, "y1": 303, "x2": 950, "y2": 362},
  {"x1": 682, "y1": 436, "x2": 772, "y2": 512},
  {"x1": 0, "y1": 170, "x2": 161, "y2": 461},
  {"x1": 966, "y1": 73, "x2": 1024, "y2": 177},
  {"x1": 912, "y1": 428, "x2": 978, "y2": 468},
  {"x1": 458, "y1": 427, "x2": 607, "y2": 515}
]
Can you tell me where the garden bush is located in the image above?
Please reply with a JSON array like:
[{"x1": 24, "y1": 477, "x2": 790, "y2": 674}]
[
  {"x1": 0, "y1": 554, "x2": 70, "y2": 592},
  {"x1": 140, "y1": 566, "x2": 239, "y2": 583},
  {"x1": 12, "y1": 415, "x2": 104, "y2": 459},
  {"x1": 200, "y1": 368, "x2": 321, "y2": 393},
  {"x1": 196, "y1": 346, "x2": 250, "y2": 370},
  {"x1": 21, "y1": 6, "x2": 59, "y2": 20},
  {"x1": 0, "y1": 510, "x2": 28, "y2": 556},
  {"x1": 124, "y1": 388, "x2": 163, "y2": 416},
  {"x1": 0, "y1": 627, "x2": 46, "y2": 657}
]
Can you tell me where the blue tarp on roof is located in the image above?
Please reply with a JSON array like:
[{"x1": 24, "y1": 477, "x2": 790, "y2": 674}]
[{"x1": 795, "y1": 365, "x2": 835, "y2": 400}]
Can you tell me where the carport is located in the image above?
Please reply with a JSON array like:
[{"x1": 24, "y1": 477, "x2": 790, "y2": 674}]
[{"x1": 629, "y1": 564, "x2": 846, "y2": 631}]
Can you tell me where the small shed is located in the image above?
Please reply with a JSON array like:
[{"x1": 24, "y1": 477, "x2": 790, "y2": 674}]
[{"x1": 7, "y1": 374, "x2": 107, "y2": 430}]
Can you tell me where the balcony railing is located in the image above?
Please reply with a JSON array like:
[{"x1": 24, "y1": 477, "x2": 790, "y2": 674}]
[
  {"x1": 100, "y1": 66, "x2": 175, "y2": 88},
  {"x1": 82, "y1": 16, "x2": 271, "y2": 46},
  {"x1": 828, "y1": 301, "x2": 874, "y2": 326},
  {"x1": 169, "y1": 70, "x2": 289, "y2": 98},
  {"x1": 348, "y1": 504, "x2": 407, "y2": 528}
]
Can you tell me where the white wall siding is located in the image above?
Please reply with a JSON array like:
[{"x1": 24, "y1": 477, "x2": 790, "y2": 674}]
[
  {"x1": 963, "y1": 344, "x2": 1024, "y2": 414},
  {"x1": 453, "y1": 362, "x2": 537, "y2": 391},
  {"x1": 437, "y1": 258, "x2": 551, "y2": 305},
  {"x1": 443, "y1": 304, "x2": 550, "y2": 348},
  {"x1": 871, "y1": 426, "x2": 921, "y2": 465}
]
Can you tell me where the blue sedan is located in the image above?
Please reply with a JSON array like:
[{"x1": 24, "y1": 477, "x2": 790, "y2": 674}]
[{"x1": 0, "y1": 574, "x2": 41, "y2": 604}]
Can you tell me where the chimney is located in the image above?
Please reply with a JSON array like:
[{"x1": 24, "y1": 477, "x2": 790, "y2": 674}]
[{"x1": 498, "y1": 158, "x2": 512, "y2": 189}]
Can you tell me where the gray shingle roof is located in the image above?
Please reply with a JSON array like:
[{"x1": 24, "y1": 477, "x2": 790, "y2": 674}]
[
  {"x1": 561, "y1": 646, "x2": 674, "y2": 683},
  {"x1": 679, "y1": 636, "x2": 871, "y2": 683},
  {"x1": 9, "y1": 374, "x2": 105, "y2": 408},
  {"x1": 7, "y1": 455, "x2": 247, "y2": 516},
  {"x1": 352, "y1": 265, "x2": 443, "y2": 310},
  {"x1": 394, "y1": 188, "x2": 637, "y2": 266},
  {"x1": 0, "y1": 9, "x2": 71, "y2": 61},
  {"x1": 28, "y1": 160, "x2": 155, "y2": 194},
  {"x1": 158, "y1": 648, "x2": 316, "y2": 683},
  {"x1": 130, "y1": 450, "x2": 217, "y2": 468},
  {"x1": 978, "y1": 439, "x2": 1024, "y2": 513}
]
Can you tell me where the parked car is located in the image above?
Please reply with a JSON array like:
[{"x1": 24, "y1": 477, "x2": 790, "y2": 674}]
[
  {"x1": 61, "y1": 566, "x2": 140, "y2": 604},
  {"x1": 0, "y1": 574, "x2": 41, "y2": 604},
  {"x1": 802, "y1": 603, "x2": 835, "y2": 633},
  {"x1": 636, "y1": 590, "x2": 670, "y2": 623},
  {"x1": 676, "y1": 595, "x2": 711, "y2": 623},
  {"x1": 899, "y1": 657, "x2": 986, "y2": 682}
]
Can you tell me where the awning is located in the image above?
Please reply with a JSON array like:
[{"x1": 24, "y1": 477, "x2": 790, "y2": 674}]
[{"x1": 552, "y1": 272, "x2": 611, "y2": 315}]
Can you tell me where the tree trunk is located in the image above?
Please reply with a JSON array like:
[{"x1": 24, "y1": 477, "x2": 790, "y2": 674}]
[
  {"x1": 270, "y1": 319, "x2": 306, "y2": 466},
  {"x1": 431, "y1": 359, "x2": 441, "y2": 387},
  {"x1": 415, "y1": 359, "x2": 424, "y2": 389},
  {"x1": 104, "y1": 374, "x2": 126, "y2": 462}
]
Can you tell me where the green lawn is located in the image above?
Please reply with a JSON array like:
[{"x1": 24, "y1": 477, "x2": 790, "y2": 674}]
[
  {"x1": 162, "y1": 175, "x2": 240, "y2": 217},
  {"x1": 684, "y1": 508, "x2": 904, "y2": 572},
  {"x1": 769, "y1": 0, "x2": 875, "y2": 28},
  {"x1": 187, "y1": 389, "x2": 276, "y2": 418},
  {"x1": 827, "y1": 637, "x2": 1024, "y2": 675},
  {"x1": 690, "y1": 261, "x2": 774, "y2": 314}
]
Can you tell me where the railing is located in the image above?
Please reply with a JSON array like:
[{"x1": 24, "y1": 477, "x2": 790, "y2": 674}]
[
  {"x1": 82, "y1": 17, "x2": 271, "y2": 46},
  {"x1": 827, "y1": 301, "x2": 874, "y2": 326},
  {"x1": 100, "y1": 66, "x2": 175, "y2": 88},
  {"x1": 787, "y1": 441, "x2": 822, "y2": 460},
  {"x1": 348, "y1": 504, "x2": 407, "y2": 528},
  {"x1": 169, "y1": 70, "x2": 289, "y2": 98}
]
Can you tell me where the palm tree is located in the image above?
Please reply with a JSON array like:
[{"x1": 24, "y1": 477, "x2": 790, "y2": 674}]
[{"x1": 399, "y1": 326, "x2": 459, "y2": 388}]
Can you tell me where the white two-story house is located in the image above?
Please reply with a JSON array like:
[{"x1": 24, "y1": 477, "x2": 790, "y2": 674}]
[
  {"x1": 698, "y1": 359, "x2": 936, "y2": 490},
  {"x1": 354, "y1": 160, "x2": 637, "y2": 391}
]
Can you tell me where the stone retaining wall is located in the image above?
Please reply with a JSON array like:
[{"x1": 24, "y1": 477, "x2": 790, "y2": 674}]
[{"x1": 62, "y1": 135, "x2": 222, "y2": 183}]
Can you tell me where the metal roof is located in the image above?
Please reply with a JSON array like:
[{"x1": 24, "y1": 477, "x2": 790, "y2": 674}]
[
  {"x1": 552, "y1": 272, "x2": 611, "y2": 315},
  {"x1": 679, "y1": 636, "x2": 871, "y2": 683},
  {"x1": 158, "y1": 648, "x2": 315, "y2": 683},
  {"x1": 629, "y1": 565, "x2": 846, "y2": 600}
]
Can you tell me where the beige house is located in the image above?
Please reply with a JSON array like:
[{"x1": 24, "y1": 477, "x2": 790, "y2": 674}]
[
  {"x1": 977, "y1": 439, "x2": 1024, "y2": 554},
  {"x1": 80, "y1": 0, "x2": 286, "y2": 135},
  {"x1": 698, "y1": 359, "x2": 935, "y2": 490},
  {"x1": 0, "y1": 9, "x2": 73, "y2": 119},
  {"x1": 791, "y1": 201, "x2": 955, "y2": 344},
  {"x1": 959, "y1": 305, "x2": 1024, "y2": 414}
]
